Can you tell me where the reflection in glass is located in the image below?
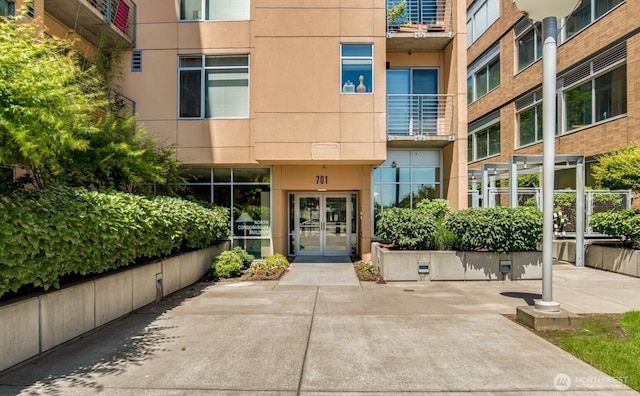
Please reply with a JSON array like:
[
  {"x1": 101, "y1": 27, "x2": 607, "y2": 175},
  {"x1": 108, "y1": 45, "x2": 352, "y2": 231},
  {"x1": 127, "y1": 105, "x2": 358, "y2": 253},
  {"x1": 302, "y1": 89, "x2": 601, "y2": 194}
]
[
  {"x1": 595, "y1": 65, "x2": 626, "y2": 122},
  {"x1": 566, "y1": 81, "x2": 592, "y2": 131}
]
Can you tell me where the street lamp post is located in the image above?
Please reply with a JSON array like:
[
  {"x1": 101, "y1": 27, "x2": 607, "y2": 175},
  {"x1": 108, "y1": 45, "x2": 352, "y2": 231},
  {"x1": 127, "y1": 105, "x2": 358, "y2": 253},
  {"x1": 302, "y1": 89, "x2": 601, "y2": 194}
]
[{"x1": 512, "y1": 0, "x2": 579, "y2": 312}]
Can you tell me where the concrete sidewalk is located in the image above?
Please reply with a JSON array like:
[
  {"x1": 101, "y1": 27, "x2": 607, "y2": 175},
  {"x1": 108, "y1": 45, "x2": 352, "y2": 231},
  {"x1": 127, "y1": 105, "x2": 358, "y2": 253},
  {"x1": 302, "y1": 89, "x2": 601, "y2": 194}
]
[{"x1": 0, "y1": 262, "x2": 638, "y2": 395}]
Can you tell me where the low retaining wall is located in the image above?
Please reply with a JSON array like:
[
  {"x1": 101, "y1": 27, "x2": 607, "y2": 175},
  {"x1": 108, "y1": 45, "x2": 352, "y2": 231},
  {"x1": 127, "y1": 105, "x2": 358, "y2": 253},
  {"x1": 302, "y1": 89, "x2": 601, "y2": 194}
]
[
  {"x1": 372, "y1": 243, "x2": 542, "y2": 282},
  {"x1": 0, "y1": 242, "x2": 228, "y2": 373},
  {"x1": 585, "y1": 245, "x2": 640, "y2": 278}
]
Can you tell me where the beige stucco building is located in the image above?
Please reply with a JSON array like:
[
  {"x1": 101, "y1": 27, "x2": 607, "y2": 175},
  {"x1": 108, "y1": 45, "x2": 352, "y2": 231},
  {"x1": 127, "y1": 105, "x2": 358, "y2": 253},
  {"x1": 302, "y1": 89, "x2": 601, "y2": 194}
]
[{"x1": 21, "y1": 0, "x2": 467, "y2": 259}]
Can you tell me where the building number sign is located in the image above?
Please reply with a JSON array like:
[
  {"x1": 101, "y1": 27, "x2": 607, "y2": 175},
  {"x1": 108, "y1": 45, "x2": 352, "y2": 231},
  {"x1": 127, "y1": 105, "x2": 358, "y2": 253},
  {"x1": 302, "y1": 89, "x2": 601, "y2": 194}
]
[{"x1": 316, "y1": 175, "x2": 328, "y2": 185}]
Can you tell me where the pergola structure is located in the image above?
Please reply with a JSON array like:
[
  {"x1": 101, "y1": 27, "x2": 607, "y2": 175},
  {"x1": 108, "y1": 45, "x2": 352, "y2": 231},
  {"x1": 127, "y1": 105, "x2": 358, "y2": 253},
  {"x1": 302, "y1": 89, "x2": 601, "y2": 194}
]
[{"x1": 468, "y1": 154, "x2": 585, "y2": 267}]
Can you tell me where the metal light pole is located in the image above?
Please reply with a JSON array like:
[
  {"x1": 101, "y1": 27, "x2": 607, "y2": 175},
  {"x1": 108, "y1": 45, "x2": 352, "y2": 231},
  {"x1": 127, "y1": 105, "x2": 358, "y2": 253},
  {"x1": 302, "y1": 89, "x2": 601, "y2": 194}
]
[{"x1": 512, "y1": 0, "x2": 579, "y2": 312}]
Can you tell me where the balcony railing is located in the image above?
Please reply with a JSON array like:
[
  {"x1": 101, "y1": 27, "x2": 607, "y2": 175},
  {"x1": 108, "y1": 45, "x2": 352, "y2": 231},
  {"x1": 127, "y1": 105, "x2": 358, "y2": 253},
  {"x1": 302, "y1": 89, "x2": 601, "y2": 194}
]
[
  {"x1": 45, "y1": 0, "x2": 136, "y2": 47},
  {"x1": 387, "y1": 94, "x2": 454, "y2": 138},
  {"x1": 387, "y1": 0, "x2": 453, "y2": 35}
]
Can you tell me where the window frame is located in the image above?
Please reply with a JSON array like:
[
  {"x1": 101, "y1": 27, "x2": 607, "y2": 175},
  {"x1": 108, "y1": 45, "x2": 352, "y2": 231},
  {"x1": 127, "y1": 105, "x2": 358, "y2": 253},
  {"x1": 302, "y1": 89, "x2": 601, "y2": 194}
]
[
  {"x1": 514, "y1": 21, "x2": 542, "y2": 73},
  {"x1": 0, "y1": 0, "x2": 15, "y2": 16},
  {"x1": 466, "y1": 0, "x2": 500, "y2": 48},
  {"x1": 516, "y1": 90, "x2": 543, "y2": 148},
  {"x1": 559, "y1": 0, "x2": 625, "y2": 43},
  {"x1": 560, "y1": 44, "x2": 627, "y2": 133},
  {"x1": 468, "y1": 112, "x2": 500, "y2": 163},
  {"x1": 178, "y1": 0, "x2": 250, "y2": 22},
  {"x1": 177, "y1": 54, "x2": 250, "y2": 120},
  {"x1": 340, "y1": 43, "x2": 374, "y2": 94},
  {"x1": 467, "y1": 44, "x2": 500, "y2": 104}
]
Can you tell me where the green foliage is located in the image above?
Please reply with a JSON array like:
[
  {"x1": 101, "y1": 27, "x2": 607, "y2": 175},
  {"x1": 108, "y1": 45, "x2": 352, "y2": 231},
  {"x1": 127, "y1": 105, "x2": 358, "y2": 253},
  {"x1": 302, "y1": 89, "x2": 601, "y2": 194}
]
[
  {"x1": 590, "y1": 209, "x2": 640, "y2": 246},
  {"x1": 376, "y1": 207, "x2": 438, "y2": 250},
  {"x1": 0, "y1": 187, "x2": 230, "y2": 297},
  {"x1": 415, "y1": 198, "x2": 450, "y2": 220},
  {"x1": 0, "y1": 15, "x2": 183, "y2": 191},
  {"x1": 232, "y1": 246, "x2": 254, "y2": 270},
  {"x1": 445, "y1": 207, "x2": 543, "y2": 253},
  {"x1": 387, "y1": 0, "x2": 406, "y2": 25},
  {"x1": 356, "y1": 261, "x2": 378, "y2": 277},
  {"x1": 211, "y1": 251, "x2": 243, "y2": 278},
  {"x1": 593, "y1": 143, "x2": 640, "y2": 192},
  {"x1": 247, "y1": 254, "x2": 290, "y2": 277}
]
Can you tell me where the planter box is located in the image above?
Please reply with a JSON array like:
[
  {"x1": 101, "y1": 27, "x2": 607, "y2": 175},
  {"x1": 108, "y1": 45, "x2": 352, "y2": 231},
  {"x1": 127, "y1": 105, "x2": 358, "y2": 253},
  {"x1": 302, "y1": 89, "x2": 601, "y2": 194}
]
[
  {"x1": 0, "y1": 242, "x2": 229, "y2": 373},
  {"x1": 585, "y1": 245, "x2": 640, "y2": 277},
  {"x1": 372, "y1": 243, "x2": 542, "y2": 282}
]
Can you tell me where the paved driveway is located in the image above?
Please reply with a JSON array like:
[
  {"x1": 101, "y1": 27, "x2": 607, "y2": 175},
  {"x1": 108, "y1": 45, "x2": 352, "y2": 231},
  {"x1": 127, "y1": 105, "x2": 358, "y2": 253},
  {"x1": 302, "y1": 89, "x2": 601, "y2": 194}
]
[{"x1": 0, "y1": 261, "x2": 638, "y2": 395}]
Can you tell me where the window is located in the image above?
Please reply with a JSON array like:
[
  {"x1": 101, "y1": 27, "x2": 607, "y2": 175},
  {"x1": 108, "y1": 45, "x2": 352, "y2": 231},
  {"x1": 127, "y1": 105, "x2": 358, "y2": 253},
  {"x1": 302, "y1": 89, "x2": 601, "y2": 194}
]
[
  {"x1": 466, "y1": 0, "x2": 499, "y2": 47},
  {"x1": 516, "y1": 90, "x2": 543, "y2": 147},
  {"x1": 563, "y1": 0, "x2": 624, "y2": 40},
  {"x1": 386, "y1": 68, "x2": 439, "y2": 136},
  {"x1": 341, "y1": 44, "x2": 373, "y2": 94},
  {"x1": 515, "y1": 19, "x2": 542, "y2": 72},
  {"x1": 168, "y1": 167, "x2": 271, "y2": 258},
  {"x1": 373, "y1": 150, "x2": 441, "y2": 230},
  {"x1": 178, "y1": 55, "x2": 249, "y2": 119},
  {"x1": 468, "y1": 112, "x2": 500, "y2": 162},
  {"x1": 0, "y1": 0, "x2": 14, "y2": 16},
  {"x1": 179, "y1": 0, "x2": 250, "y2": 21},
  {"x1": 562, "y1": 44, "x2": 626, "y2": 132},
  {"x1": 467, "y1": 44, "x2": 500, "y2": 104}
]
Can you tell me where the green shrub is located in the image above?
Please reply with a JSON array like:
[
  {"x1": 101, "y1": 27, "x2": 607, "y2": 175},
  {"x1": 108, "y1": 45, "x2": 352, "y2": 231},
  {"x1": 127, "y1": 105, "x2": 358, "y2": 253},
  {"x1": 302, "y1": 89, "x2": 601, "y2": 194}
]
[
  {"x1": 356, "y1": 261, "x2": 378, "y2": 277},
  {"x1": 0, "y1": 187, "x2": 230, "y2": 298},
  {"x1": 590, "y1": 209, "x2": 640, "y2": 246},
  {"x1": 247, "y1": 253, "x2": 289, "y2": 277},
  {"x1": 445, "y1": 206, "x2": 542, "y2": 253},
  {"x1": 232, "y1": 246, "x2": 254, "y2": 269},
  {"x1": 415, "y1": 199, "x2": 450, "y2": 220},
  {"x1": 211, "y1": 250, "x2": 243, "y2": 278},
  {"x1": 376, "y1": 207, "x2": 438, "y2": 250}
]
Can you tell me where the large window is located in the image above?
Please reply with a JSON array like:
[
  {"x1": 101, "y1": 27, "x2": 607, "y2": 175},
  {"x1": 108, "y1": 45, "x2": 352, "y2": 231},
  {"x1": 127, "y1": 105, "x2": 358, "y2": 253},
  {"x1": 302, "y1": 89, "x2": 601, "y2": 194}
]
[
  {"x1": 0, "y1": 0, "x2": 14, "y2": 16},
  {"x1": 179, "y1": 55, "x2": 249, "y2": 119},
  {"x1": 179, "y1": 0, "x2": 250, "y2": 21},
  {"x1": 341, "y1": 44, "x2": 373, "y2": 93},
  {"x1": 174, "y1": 167, "x2": 271, "y2": 258},
  {"x1": 466, "y1": 0, "x2": 499, "y2": 47},
  {"x1": 515, "y1": 20, "x2": 542, "y2": 72},
  {"x1": 468, "y1": 112, "x2": 500, "y2": 162},
  {"x1": 563, "y1": 0, "x2": 624, "y2": 40},
  {"x1": 516, "y1": 90, "x2": 543, "y2": 147},
  {"x1": 373, "y1": 150, "x2": 441, "y2": 227},
  {"x1": 467, "y1": 44, "x2": 500, "y2": 104},
  {"x1": 562, "y1": 44, "x2": 626, "y2": 132}
]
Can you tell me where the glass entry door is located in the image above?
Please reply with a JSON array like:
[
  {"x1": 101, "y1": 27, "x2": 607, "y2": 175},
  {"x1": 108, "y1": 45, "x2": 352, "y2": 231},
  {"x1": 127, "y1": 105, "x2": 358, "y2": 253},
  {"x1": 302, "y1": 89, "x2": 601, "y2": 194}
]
[{"x1": 294, "y1": 194, "x2": 350, "y2": 256}]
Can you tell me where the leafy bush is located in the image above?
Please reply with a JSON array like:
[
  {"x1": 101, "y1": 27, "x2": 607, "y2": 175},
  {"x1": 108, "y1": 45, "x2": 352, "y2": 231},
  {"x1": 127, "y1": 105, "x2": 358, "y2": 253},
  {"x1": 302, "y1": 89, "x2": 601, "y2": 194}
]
[
  {"x1": 247, "y1": 254, "x2": 290, "y2": 277},
  {"x1": 376, "y1": 207, "x2": 438, "y2": 250},
  {"x1": 232, "y1": 246, "x2": 254, "y2": 269},
  {"x1": 0, "y1": 187, "x2": 230, "y2": 297},
  {"x1": 356, "y1": 261, "x2": 379, "y2": 280},
  {"x1": 415, "y1": 199, "x2": 450, "y2": 220},
  {"x1": 590, "y1": 209, "x2": 640, "y2": 247},
  {"x1": 445, "y1": 206, "x2": 542, "y2": 253},
  {"x1": 211, "y1": 250, "x2": 243, "y2": 278}
]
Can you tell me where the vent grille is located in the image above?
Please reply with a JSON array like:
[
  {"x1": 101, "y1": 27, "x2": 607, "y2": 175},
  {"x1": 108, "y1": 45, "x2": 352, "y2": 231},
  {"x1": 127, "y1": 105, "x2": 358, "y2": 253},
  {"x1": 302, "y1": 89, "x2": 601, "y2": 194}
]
[
  {"x1": 131, "y1": 50, "x2": 142, "y2": 72},
  {"x1": 593, "y1": 44, "x2": 626, "y2": 73},
  {"x1": 515, "y1": 89, "x2": 542, "y2": 111},
  {"x1": 563, "y1": 65, "x2": 590, "y2": 87},
  {"x1": 514, "y1": 18, "x2": 532, "y2": 37}
]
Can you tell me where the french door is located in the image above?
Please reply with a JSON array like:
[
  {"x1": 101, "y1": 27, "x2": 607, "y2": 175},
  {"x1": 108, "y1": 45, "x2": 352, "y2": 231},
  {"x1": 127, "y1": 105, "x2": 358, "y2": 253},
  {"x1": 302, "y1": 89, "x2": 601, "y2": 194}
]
[{"x1": 294, "y1": 194, "x2": 351, "y2": 256}]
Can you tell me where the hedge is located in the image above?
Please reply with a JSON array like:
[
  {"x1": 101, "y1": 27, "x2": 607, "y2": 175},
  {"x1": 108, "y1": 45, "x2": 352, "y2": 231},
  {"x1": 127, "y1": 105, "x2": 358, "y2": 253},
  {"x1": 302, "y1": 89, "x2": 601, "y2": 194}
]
[
  {"x1": 445, "y1": 206, "x2": 543, "y2": 253},
  {"x1": 590, "y1": 209, "x2": 640, "y2": 247},
  {"x1": 0, "y1": 187, "x2": 230, "y2": 298}
]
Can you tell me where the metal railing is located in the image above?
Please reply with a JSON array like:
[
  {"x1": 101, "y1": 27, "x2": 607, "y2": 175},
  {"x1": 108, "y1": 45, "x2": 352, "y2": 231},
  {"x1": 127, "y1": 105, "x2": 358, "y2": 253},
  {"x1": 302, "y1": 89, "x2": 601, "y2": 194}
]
[
  {"x1": 387, "y1": 94, "x2": 454, "y2": 137},
  {"x1": 386, "y1": 0, "x2": 453, "y2": 34},
  {"x1": 467, "y1": 188, "x2": 633, "y2": 237},
  {"x1": 87, "y1": 0, "x2": 136, "y2": 45}
]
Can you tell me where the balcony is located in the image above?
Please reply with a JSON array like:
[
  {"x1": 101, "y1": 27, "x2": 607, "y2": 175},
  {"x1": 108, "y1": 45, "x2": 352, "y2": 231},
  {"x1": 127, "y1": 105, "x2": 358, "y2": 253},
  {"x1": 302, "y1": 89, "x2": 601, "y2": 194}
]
[
  {"x1": 387, "y1": 94, "x2": 454, "y2": 146},
  {"x1": 386, "y1": 0, "x2": 453, "y2": 52},
  {"x1": 45, "y1": 0, "x2": 136, "y2": 48}
]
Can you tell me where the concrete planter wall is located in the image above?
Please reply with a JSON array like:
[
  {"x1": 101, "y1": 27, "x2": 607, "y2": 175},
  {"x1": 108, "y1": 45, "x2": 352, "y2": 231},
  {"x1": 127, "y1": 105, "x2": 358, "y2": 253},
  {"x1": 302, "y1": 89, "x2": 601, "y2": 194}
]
[
  {"x1": 0, "y1": 242, "x2": 228, "y2": 373},
  {"x1": 585, "y1": 245, "x2": 640, "y2": 278},
  {"x1": 372, "y1": 242, "x2": 542, "y2": 282}
]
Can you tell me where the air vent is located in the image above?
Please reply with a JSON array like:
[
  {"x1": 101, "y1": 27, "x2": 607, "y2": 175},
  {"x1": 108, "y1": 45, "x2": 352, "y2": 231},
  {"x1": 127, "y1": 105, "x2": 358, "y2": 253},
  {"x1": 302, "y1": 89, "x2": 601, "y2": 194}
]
[
  {"x1": 563, "y1": 64, "x2": 590, "y2": 87},
  {"x1": 593, "y1": 44, "x2": 626, "y2": 73},
  {"x1": 131, "y1": 50, "x2": 142, "y2": 72},
  {"x1": 514, "y1": 18, "x2": 532, "y2": 37},
  {"x1": 515, "y1": 93, "x2": 535, "y2": 111}
]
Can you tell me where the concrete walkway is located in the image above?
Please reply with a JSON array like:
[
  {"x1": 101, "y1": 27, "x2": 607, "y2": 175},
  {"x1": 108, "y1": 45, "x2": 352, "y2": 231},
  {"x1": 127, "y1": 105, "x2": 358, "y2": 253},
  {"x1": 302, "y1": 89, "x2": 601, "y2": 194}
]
[{"x1": 0, "y1": 262, "x2": 638, "y2": 395}]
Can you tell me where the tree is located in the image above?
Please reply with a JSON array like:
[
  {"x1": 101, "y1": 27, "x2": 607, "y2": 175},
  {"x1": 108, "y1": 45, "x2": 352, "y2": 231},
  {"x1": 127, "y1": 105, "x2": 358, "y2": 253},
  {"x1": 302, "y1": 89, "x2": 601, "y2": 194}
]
[
  {"x1": 0, "y1": 14, "x2": 182, "y2": 192},
  {"x1": 592, "y1": 143, "x2": 640, "y2": 192}
]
